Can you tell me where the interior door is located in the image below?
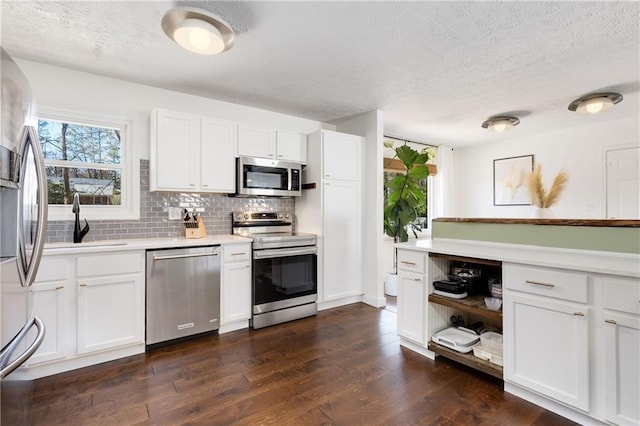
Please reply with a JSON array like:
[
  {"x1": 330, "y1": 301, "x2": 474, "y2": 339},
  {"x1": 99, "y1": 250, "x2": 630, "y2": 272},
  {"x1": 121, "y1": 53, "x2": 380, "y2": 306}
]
[{"x1": 606, "y1": 146, "x2": 639, "y2": 219}]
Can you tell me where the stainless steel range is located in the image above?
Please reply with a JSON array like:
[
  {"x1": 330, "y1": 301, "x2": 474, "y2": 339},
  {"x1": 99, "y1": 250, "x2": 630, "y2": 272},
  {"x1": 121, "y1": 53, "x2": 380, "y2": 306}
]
[{"x1": 232, "y1": 211, "x2": 317, "y2": 329}]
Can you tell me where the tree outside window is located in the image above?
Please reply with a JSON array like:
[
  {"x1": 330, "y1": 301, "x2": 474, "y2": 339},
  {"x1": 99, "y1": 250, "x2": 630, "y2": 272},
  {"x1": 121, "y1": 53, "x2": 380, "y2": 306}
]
[{"x1": 38, "y1": 119, "x2": 122, "y2": 206}]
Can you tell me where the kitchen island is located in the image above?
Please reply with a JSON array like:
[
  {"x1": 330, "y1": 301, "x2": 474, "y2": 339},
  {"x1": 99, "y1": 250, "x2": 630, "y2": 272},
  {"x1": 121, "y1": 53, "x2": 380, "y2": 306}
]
[{"x1": 395, "y1": 218, "x2": 640, "y2": 425}]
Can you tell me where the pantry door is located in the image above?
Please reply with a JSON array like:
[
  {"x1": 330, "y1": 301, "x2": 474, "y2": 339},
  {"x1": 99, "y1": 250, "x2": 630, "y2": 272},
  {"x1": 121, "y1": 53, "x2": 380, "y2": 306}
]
[{"x1": 606, "y1": 146, "x2": 639, "y2": 219}]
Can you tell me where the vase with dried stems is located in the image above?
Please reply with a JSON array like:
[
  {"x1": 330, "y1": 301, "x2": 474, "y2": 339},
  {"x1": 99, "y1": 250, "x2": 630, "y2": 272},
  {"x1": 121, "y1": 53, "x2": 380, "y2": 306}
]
[{"x1": 527, "y1": 164, "x2": 569, "y2": 218}]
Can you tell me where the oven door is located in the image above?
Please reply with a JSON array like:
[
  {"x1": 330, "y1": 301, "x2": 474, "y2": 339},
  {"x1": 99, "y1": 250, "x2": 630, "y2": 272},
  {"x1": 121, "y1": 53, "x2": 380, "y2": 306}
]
[{"x1": 252, "y1": 246, "x2": 317, "y2": 312}]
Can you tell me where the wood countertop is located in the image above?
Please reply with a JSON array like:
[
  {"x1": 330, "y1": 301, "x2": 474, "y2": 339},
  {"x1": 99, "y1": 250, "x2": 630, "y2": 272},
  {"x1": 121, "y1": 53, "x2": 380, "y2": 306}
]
[{"x1": 433, "y1": 218, "x2": 640, "y2": 228}]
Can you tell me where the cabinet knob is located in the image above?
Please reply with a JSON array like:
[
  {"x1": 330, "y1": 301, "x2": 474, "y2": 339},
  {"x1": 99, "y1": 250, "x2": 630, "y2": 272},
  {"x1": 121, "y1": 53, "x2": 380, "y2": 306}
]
[
  {"x1": 189, "y1": 183, "x2": 196, "y2": 187},
  {"x1": 277, "y1": 154, "x2": 284, "y2": 158}
]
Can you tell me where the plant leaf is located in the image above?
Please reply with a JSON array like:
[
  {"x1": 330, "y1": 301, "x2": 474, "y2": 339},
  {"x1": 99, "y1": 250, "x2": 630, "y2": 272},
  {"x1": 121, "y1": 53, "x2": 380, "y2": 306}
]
[
  {"x1": 408, "y1": 164, "x2": 429, "y2": 180},
  {"x1": 396, "y1": 145, "x2": 418, "y2": 169}
]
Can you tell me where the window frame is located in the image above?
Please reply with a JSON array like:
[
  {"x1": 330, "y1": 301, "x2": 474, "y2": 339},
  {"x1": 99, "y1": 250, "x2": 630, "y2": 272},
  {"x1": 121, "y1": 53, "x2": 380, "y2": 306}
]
[{"x1": 37, "y1": 106, "x2": 139, "y2": 221}]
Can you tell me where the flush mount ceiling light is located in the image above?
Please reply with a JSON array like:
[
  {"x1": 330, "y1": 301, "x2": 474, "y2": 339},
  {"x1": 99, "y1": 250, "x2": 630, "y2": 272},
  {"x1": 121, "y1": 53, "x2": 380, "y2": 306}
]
[
  {"x1": 481, "y1": 116, "x2": 520, "y2": 132},
  {"x1": 161, "y1": 7, "x2": 234, "y2": 55},
  {"x1": 568, "y1": 92, "x2": 623, "y2": 114}
]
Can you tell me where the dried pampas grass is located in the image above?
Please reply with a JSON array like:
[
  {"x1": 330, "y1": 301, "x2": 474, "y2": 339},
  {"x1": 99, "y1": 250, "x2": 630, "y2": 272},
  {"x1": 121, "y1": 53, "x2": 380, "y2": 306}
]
[{"x1": 527, "y1": 164, "x2": 568, "y2": 208}]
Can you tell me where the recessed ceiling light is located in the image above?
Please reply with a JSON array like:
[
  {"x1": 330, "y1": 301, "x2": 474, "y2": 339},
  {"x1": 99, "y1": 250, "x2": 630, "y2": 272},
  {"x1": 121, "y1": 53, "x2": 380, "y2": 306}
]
[
  {"x1": 481, "y1": 116, "x2": 520, "y2": 132},
  {"x1": 568, "y1": 92, "x2": 623, "y2": 114},
  {"x1": 162, "y1": 7, "x2": 234, "y2": 55}
]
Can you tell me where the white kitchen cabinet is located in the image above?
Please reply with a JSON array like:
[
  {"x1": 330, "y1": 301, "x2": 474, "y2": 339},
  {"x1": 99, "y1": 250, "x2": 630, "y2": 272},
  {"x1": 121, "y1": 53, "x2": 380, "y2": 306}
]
[
  {"x1": 321, "y1": 130, "x2": 361, "y2": 181},
  {"x1": 598, "y1": 275, "x2": 640, "y2": 425},
  {"x1": 76, "y1": 251, "x2": 144, "y2": 354},
  {"x1": 397, "y1": 269, "x2": 426, "y2": 344},
  {"x1": 237, "y1": 124, "x2": 276, "y2": 159},
  {"x1": 220, "y1": 243, "x2": 251, "y2": 332},
  {"x1": 237, "y1": 124, "x2": 307, "y2": 163},
  {"x1": 150, "y1": 109, "x2": 236, "y2": 193},
  {"x1": 503, "y1": 263, "x2": 590, "y2": 412},
  {"x1": 27, "y1": 256, "x2": 72, "y2": 365},
  {"x1": 322, "y1": 180, "x2": 361, "y2": 301},
  {"x1": 295, "y1": 130, "x2": 363, "y2": 307}
]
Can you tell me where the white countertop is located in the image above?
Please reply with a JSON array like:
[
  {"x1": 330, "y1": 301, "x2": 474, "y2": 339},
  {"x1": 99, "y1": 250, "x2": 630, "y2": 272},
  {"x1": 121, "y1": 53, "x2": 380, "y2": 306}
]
[
  {"x1": 396, "y1": 238, "x2": 640, "y2": 278},
  {"x1": 44, "y1": 235, "x2": 252, "y2": 255}
]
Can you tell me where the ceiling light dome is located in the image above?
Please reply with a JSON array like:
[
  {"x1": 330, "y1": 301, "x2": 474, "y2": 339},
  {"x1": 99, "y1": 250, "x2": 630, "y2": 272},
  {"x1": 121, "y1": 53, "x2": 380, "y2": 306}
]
[
  {"x1": 568, "y1": 92, "x2": 623, "y2": 114},
  {"x1": 482, "y1": 116, "x2": 520, "y2": 132},
  {"x1": 162, "y1": 7, "x2": 234, "y2": 55}
]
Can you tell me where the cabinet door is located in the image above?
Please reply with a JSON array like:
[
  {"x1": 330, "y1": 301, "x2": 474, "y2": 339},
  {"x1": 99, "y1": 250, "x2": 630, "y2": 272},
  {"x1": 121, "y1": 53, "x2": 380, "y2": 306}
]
[
  {"x1": 28, "y1": 282, "x2": 67, "y2": 365},
  {"x1": 200, "y1": 118, "x2": 237, "y2": 193},
  {"x1": 322, "y1": 131, "x2": 361, "y2": 181},
  {"x1": 77, "y1": 273, "x2": 144, "y2": 354},
  {"x1": 152, "y1": 109, "x2": 199, "y2": 191},
  {"x1": 222, "y1": 261, "x2": 251, "y2": 324},
  {"x1": 397, "y1": 271, "x2": 426, "y2": 344},
  {"x1": 322, "y1": 180, "x2": 361, "y2": 301},
  {"x1": 276, "y1": 130, "x2": 307, "y2": 163},
  {"x1": 503, "y1": 293, "x2": 590, "y2": 411},
  {"x1": 237, "y1": 124, "x2": 276, "y2": 159},
  {"x1": 604, "y1": 313, "x2": 640, "y2": 425}
]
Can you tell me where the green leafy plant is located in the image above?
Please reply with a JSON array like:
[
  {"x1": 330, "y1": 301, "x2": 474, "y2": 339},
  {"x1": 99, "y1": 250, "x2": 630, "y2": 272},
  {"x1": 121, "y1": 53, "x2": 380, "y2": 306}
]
[{"x1": 383, "y1": 142, "x2": 433, "y2": 243}]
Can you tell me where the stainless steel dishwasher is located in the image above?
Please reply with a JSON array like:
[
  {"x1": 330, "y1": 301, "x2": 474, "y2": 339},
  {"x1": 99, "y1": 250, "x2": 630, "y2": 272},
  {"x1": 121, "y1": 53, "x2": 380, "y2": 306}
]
[{"x1": 146, "y1": 245, "x2": 220, "y2": 348}]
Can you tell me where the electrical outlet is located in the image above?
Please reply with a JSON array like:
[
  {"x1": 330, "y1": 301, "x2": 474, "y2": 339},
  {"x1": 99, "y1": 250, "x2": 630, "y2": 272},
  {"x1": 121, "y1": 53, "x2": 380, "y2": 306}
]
[{"x1": 168, "y1": 207, "x2": 182, "y2": 220}]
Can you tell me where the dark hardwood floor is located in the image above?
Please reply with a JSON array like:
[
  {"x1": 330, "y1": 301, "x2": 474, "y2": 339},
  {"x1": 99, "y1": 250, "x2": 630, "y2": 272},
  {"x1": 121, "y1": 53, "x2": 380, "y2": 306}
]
[{"x1": 30, "y1": 303, "x2": 576, "y2": 425}]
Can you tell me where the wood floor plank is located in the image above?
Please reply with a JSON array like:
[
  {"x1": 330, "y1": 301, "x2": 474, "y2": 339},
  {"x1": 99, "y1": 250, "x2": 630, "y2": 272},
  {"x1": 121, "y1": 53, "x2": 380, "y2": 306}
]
[{"x1": 28, "y1": 303, "x2": 578, "y2": 425}]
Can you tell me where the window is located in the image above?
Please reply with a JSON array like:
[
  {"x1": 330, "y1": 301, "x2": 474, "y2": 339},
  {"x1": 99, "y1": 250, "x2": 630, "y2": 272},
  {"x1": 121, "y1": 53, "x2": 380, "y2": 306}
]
[
  {"x1": 383, "y1": 171, "x2": 429, "y2": 230},
  {"x1": 37, "y1": 107, "x2": 139, "y2": 220}
]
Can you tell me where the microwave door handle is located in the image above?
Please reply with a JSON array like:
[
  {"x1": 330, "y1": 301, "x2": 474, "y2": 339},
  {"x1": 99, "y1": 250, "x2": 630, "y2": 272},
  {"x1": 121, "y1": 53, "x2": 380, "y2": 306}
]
[
  {"x1": 19, "y1": 127, "x2": 48, "y2": 288},
  {"x1": 0, "y1": 316, "x2": 46, "y2": 378},
  {"x1": 287, "y1": 168, "x2": 292, "y2": 191}
]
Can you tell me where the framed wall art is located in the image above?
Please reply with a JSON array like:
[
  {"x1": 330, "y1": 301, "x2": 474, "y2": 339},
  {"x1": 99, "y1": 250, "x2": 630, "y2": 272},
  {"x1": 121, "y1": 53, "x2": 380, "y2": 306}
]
[{"x1": 493, "y1": 154, "x2": 534, "y2": 206}]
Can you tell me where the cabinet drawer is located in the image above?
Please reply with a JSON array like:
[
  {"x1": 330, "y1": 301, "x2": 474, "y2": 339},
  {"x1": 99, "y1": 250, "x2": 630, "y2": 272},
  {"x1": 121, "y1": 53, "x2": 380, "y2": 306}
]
[
  {"x1": 504, "y1": 263, "x2": 588, "y2": 303},
  {"x1": 36, "y1": 257, "x2": 70, "y2": 282},
  {"x1": 397, "y1": 249, "x2": 425, "y2": 274},
  {"x1": 601, "y1": 276, "x2": 640, "y2": 315},
  {"x1": 77, "y1": 251, "x2": 144, "y2": 277},
  {"x1": 224, "y1": 244, "x2": 251, "y2": 262}
]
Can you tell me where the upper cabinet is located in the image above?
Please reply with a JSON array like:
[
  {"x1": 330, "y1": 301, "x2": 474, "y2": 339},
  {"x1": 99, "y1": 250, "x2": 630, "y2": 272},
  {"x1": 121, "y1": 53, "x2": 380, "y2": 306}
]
[
  {"x1": 238, "y1": 123, "x2": 307, "y2": 163},
  {"x1": 150, "y1": 109, "x2": 236, "y2": 193},
  {"x1": 321, "y1": 130, "x2": 361, "y2": 181}
]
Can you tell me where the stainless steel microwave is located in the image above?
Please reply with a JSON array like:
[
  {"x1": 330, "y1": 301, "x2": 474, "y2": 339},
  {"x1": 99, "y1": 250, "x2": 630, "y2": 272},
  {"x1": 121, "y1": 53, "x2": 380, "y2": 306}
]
[{"x1": 237, "y1": 156, "x2": 302, "y2": 197}]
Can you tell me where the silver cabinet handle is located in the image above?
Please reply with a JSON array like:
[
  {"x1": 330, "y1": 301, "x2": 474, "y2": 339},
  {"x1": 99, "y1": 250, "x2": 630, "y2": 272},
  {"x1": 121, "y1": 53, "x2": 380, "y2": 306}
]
[
  {"x1": 154, "y1": 252, "x2": 218, "y2": 261},
  {"x1": 189, "y1": 183, "x2": 196, "y2": 187},
  {"x1": 573, "y1": 312, "x2": 585, "y2": 316},
  {"x1": 412, "y1": 278, "x2": 421, "y2": 282},
  {"x1": 401, "y1": 261, "x2": 416, "y2": 266},
  {"x1": 525, "y1": 280, "x2": 555, "y2": 288},
  {"x1": 604, "y1": 319, "x2": 617, "y2": 324},
  {"x1": 231, "y1": 252, "x2": 247, "y2": 256},
  {"x1": 55, "y1": 286, "x2": 64, "y2": 290},
  {"x1": 228, "y1": 264, "x2": 250, "y2": 271},
  {"x1": 79, "y1": 283, "x2": 88, "y2": 287}
]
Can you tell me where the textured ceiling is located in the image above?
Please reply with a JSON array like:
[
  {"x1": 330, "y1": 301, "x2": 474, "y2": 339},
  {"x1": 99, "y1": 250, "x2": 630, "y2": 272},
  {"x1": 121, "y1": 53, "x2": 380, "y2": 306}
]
[{"x1": 2, "y1": 1, "x2": 639, "y2": 147}]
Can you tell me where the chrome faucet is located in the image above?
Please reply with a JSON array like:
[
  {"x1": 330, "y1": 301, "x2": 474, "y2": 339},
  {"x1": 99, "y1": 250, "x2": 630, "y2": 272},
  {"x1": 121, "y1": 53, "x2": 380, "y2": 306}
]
[{"x1": 72, "y1": 193, "x2": 90, "y2": 243}]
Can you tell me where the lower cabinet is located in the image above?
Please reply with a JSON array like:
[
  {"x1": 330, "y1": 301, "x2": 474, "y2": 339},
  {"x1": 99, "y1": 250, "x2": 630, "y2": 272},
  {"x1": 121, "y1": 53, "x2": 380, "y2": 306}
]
[
  {"x1": 603, "y1": 313, "x2": 640, "y2": 425},
  {"x1": 503, "y1": 293, "x2": 590, "y2": 412},
  {"x1": 220, "y1": 243, "x2": 252, "y2": 331},
  {"x1": 397, "y1": 271, "x2": 426, "y2": 344},
  {"x1": 77, "y1": 273, "x2": 144, "y2": 354},
  {"x1": 27, "y1": 250, "x2": 145, "y2": 374}
]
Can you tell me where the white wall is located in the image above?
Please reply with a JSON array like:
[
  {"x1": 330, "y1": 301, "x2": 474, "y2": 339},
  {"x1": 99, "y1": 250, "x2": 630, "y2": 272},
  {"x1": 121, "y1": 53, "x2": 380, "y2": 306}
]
[
  {"x1": 16, "y1": 59, "x2": 330, "y2": 160},
  {"x1": 453, "y1": 117, "x2": 639, "y2": 218},
  {"x1": 334, "y1": 110, "x2": 386, "y2": 308}
]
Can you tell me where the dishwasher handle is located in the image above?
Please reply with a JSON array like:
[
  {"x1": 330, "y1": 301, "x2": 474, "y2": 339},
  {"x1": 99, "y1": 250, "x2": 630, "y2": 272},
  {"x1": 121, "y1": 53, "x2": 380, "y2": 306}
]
[{"x1": 153, "y1": 251, "x2": 219, "y2": 261}]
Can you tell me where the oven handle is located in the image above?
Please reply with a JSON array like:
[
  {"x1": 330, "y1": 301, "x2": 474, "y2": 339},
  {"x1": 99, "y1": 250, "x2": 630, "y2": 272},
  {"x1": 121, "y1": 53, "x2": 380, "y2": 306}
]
[{"x1": 253, "y1": 246, "x2": 317, "y2": 259}]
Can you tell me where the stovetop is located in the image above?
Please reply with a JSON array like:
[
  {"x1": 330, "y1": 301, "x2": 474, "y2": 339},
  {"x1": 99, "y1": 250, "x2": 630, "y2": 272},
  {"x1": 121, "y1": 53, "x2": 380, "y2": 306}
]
[{"x1": 231, "y1": 211, "x2": 317, "y2": 249}]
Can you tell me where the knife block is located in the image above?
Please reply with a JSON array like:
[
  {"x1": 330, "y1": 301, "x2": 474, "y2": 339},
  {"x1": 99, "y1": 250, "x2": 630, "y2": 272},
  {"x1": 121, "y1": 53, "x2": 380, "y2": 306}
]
[{"x1": 185, "y1": 217, "x2": 207, "y2": 239}]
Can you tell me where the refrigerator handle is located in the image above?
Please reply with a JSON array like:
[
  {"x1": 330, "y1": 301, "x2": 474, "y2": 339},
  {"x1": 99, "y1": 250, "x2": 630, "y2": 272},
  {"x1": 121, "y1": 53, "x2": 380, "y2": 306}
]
[
  {"x1": 0, "y1": 316, "x2": 45, "y2": 378},
  {"x1": 19, "y1": 126, "x2": 48, "y2": 287}
]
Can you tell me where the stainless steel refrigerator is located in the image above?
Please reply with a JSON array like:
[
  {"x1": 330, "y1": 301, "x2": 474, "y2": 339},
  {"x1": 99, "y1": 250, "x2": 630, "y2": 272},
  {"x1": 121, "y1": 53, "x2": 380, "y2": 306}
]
[{"x1": 0, "y1": 48, "x2": 48, "y2": 424}]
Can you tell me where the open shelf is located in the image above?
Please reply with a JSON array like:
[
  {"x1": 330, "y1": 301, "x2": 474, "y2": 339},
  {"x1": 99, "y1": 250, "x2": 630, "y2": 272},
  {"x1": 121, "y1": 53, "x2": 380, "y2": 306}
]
[
  {"x1": 429, "y1": 294, "x2": 503, "y2": 321},
  {"x1": 428, "y1": 341, "x2": 503, "y2": 379},
  {"x1": 429, "y1": 252, "x2": 502, "y2": 267}
]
